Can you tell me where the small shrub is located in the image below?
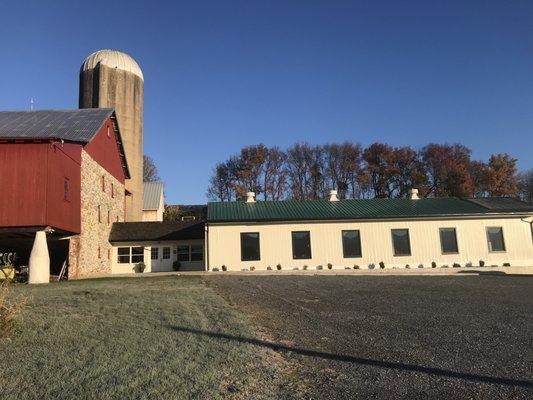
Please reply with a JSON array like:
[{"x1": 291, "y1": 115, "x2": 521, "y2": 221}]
[
  {"x1": 344, "y1": 266, "x2": 351, "y2": 270},
  {"x1": 431, "y1": 261, "x2": 437, "y2": 268},
  {"x1": 354, "y1": 265, "x2": 360, "y2": 270},
  {"x1": 250, "y1": 266, "x2": 255, "y2": 271},
  {"x1": 441, "y1": 264, "x2": 448, "y2": 268},
  {"x1": 292, "y1": 267, "x2": 299, "y2": 270},
  {"x1": 276, "y1": 264, "x2": 282, "y2": 271},
  {"x1": 503, "y1": 262, "x2": 511, "y2": 267},
  {"x1": 405, "y1": 264, "x2": 410, "y2": 269},
  {"x1": 465, "y1": 262, "x2": 473, "y2": 267},
  {"x1": 134, "y1": 262, "x2": 146, "y2": 273},
  {"x1": 302, "y1": 265, "x2": 308, "y2": 270},
  {"x1": 267, "y1": 266, "x2": 272, "y2": 271},
  {"x1": 172, "y1": 261, "x2": 181, "y2": 272},
  {"x1": 221, "y1": 265, "x2": 227, "y2": 272},
  {"x1": 379, "y1": 261, "x2": 385, "y2": 269},
  {"x1": 212, "y1": 267, "x2": 219, "y2": 272},
  {"x1": 327, "y1": 263, "x2": 333, "y2": 270},
  {"x1": 453, "y1": 263, "x2": 461, "y2": 268},
  {"x1": 368, "y1": 263, "x2": 375, "y2": 270},
  {"x1": 479, "y1": 260, "x2": 485, "y2": 267},
  {"x1": 418, "y1": 264, "x2": 424, "y2": 268},
  {"x1": 316, "y1": 265, "x2": 323, "y2": 270},
  {"x1": 0, "y1": 281, "x2": 26, "y2": 338}
]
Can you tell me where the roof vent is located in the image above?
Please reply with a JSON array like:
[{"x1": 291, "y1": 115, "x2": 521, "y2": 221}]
[
  {"x1": 410, "y1": 188, "x2": 420, "y2": 200},
  {"x1": 245, "y1": 192, "x2": 255, "y2": 203},
  {"x1": 329, "y1": 190, "x2": 339, "y2": 202}
]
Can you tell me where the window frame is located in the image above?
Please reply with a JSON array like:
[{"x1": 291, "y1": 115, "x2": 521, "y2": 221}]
[
  {"x1": 117, "y1": 247, "x2": 130, "y2": 264},
  {"x1": 190, "y1": 244, "x2": 203, "y2": 262},
  {"x1": 240, "y1": 232, "x2": 261, "y2": 261},
  {"x1": 177, "y1": 245, "x2": 190, "y2": 262},
  {"x1": 162, "y1": 247, "x2": 171, "y2": 260},
  {"x1": 63, "y1": 177, "x2": 70, "y2": 202},
  {"x1": 151, "y1": 247, "x2": 159, "y2": 260},
  {"x1": 342, "y1": 230, "x2": 362, "y2": 258},
  {"x1": 131, "y1": 246, "x2": 144, "y2": 263},
  {"x1": 439, "y1": 227, "x2": 459, "y2": 255},
  {"x1": 391, "y1": 229, "x2": 412, "y2": 257},
  {"x1": 486, "y1": 226, "x2": 506, "y2": 253},
  {"x1": 291, "y1": 231, "x2": 312, "y2": 260}
]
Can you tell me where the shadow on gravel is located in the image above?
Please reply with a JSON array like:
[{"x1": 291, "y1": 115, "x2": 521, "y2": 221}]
[
  {"x1": 169, "y1": 325, "x2": 533, "y2": 389},
  {"x1": 457, "y1": 271, "x2": 533, "y2": 277}
]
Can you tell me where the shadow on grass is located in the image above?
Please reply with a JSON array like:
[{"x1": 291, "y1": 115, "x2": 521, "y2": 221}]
[{"x1": 168, "y1": 325, "x2": 532, "y2": 389}]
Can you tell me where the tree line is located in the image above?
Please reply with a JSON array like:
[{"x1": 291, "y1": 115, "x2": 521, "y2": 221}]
[{"x1": 207, "y1": 142, "x2": 532, "y2": 202}]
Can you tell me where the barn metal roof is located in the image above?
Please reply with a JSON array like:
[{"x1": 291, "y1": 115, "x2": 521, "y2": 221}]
[
  {"x1": 143, "y1": 181, "x2": 164, "y2": 210},
  {"x1": 207, "y1": 197, "x2": 533, "y2": 223},
  {"x1": 0, "y1": 109, "x2": 114, "y2": 142}
]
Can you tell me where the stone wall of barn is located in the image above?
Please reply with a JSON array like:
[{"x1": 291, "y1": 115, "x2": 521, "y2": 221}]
[{"x1": 68, "y1": 150, "x2": 125, "y2": 278}]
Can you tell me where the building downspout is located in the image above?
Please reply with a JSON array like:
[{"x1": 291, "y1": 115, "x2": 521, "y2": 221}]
[{"x1": 204, "y1": 223, "x2": 209, "y2": 271}]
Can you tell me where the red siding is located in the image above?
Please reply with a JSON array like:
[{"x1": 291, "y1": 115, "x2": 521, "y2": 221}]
[
  {"x1": 0, "y1": 142, "x2": 82, "y2": 233},
  {"x1": 45, "y1": 143, "x2": 82, "y2": 233},
  {"x1": 83, "y1": 118, "x2": 126, "y2": 184}
]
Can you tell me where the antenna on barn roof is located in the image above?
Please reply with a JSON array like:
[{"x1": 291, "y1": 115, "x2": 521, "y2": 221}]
[{"x1": 30, "y1": 97, "x2": 35, "y2": 111}]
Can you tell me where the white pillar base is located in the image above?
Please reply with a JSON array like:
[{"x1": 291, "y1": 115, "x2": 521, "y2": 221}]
[{"x1": 29, "y1": 230, "x2": 50, "y2": 284}]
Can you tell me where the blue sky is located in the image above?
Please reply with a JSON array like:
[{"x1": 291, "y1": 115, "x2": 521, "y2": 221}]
[{"x1": 1, "y1": 0, "x2": 532, "y2": 204}]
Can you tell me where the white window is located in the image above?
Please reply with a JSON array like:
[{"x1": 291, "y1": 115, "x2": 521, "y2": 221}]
[
  {"x1": 117, "y1": 247, "x2": 130, "y2": 264},
  {"x1": 151, "y1": 247, "x2": 159, "y2": 260},
  {"x1": 162, "y1": 247, "x2": 171, "y2": 259},
  {"x1": 117, "y1": 247, "x2": 144, "y2": 264},
  {"x1": 486, "y1": 227, "x2": 506, "y2": 252}
]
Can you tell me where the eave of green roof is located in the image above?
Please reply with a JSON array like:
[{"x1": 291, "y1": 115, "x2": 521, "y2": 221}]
[{"x1": 207, "y1": 197, "x2": 533, "y2": 223}]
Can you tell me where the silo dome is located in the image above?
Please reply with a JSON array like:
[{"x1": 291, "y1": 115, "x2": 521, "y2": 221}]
[{"x1": 81, "y1": 49, "x2": 143, "y2": 81}]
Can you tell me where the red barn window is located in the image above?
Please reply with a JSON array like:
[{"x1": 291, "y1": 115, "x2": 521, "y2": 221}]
[{"x1": 63, "y1": 178, "x2": 70, "y2": 202}]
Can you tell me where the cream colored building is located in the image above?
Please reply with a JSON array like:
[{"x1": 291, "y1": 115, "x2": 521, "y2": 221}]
[
  {"x1": 109, "y1": 221, "x2": 205, "y2": 273},
  {"x1": 142, "y1": 182, "x2": 165, "y2": 221},
  {"x1": 206, "y1": 192, "x2": 533, "y2": 271}
]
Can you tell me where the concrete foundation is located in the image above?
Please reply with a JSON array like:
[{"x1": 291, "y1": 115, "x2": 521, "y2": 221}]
[{"x1": 28, "y1": 230, "x2": 50, "y2": 284}]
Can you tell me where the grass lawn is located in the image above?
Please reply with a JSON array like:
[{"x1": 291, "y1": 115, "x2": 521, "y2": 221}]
[{"x1": 1, "y1": 276, "x2": 297, "y2": 400}]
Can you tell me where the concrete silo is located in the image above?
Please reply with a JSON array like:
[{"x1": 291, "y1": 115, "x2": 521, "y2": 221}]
[{"x1": 79, "y1": 49, "x2": 144, "y2": 221}]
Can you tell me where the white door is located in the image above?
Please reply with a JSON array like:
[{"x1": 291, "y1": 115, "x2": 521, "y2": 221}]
[
  {"x1": 151, "y1": 247, "x2": 161, "y2": 272},
  {"x1": 151, "y1": 246, "x2": 173, "y2": 272},
  {"x1": 160, "y1": 246, "x2": 173, "y2": 271}
]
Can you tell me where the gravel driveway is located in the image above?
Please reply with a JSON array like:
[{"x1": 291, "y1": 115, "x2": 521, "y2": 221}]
[{"x1": 206, "y1": 275, "x2": 533, "y2": 399}]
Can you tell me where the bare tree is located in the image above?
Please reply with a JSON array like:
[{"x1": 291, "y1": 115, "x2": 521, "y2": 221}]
[
  {"x1": 518, "y1": 169, "x2": 533, "y2": 203},
  {"x1": 286, "y1": 143, "x2": 326, "y2": 200},
  {"x1": 232, "y1": 144, "x2": 268, "y2": 199},
  {"x1": 143, "y1": 155, "x2": 160, "y2": 182},
  {"x1": 362, "y1": 143, "x2": 397, "y2": 198},
  {"x1": 324, "y1": 142, "x2": 362, "y2": 199},
  {"x1": 262, "y1": 147, "x2": 287, "y2": 200},
  {"x1": 206, "y1": 161, "x2": 236, "y2": 201},
  {"x1": 390, "y1": 146, "x2": 427, "y2": 198}
]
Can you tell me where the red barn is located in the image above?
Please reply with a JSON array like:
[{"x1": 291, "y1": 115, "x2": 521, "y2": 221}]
[{"x1": 0, "y1": 109, "x2": 130, "y2": 279}]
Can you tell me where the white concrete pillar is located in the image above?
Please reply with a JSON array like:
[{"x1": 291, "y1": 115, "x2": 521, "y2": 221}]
[{"x1": 29, "y1": 230, "x2": 50, "y2": 284}]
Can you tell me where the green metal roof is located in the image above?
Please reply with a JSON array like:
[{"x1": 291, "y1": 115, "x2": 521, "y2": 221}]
[{"x1": 207, "y1": 197, "x2": 533, "y2": 223}]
